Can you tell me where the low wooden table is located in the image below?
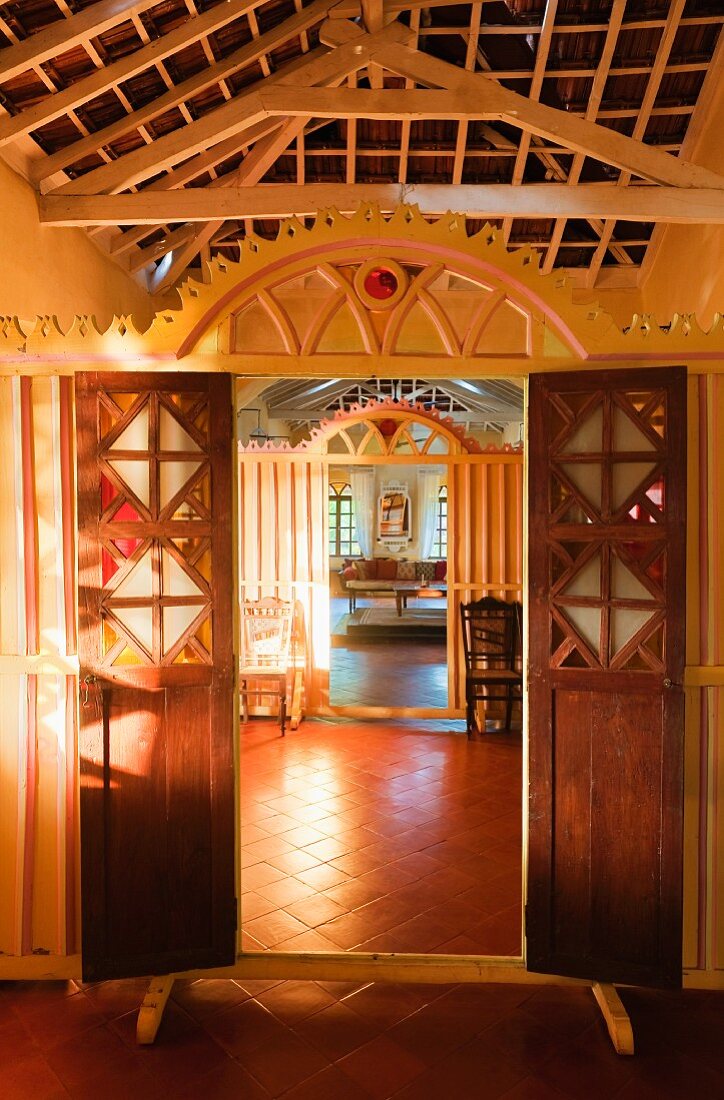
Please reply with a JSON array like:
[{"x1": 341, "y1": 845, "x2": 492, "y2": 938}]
[{"x1": 394, "y1": 581, "x2": 447, "y2": 616}]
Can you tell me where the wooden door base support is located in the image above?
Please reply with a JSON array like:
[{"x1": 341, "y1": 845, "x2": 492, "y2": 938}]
[
  {"x1": 137, "y1": 976, "x2": 175, "y2": 1045},
  {"x1": 592, "y1": 982, "x2": 635, "y2": 1055}
]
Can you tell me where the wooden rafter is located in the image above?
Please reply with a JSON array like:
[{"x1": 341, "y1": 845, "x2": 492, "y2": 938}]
[
  {"x1": 586, "y1": 0, "x2": 688, "y2": 288},
  {"x1": 0, "y1": 0, "x2": 718, "y2": 289},
  {"x1": 40, "y1": 183, "x2": 724, "y2": 226}
]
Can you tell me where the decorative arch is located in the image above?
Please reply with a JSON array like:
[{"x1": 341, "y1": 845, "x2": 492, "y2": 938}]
[
  {"x1": 237, "y1": 397, "x2": 523, "y2": 456},
  {"x1": 3, "y1": 205, "x2": 724, "y2": 366}
]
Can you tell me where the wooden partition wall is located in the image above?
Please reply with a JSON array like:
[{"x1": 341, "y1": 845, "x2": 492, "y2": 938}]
[
  {"x1": 238, "y1": 408, "x2": 524, "y2": 717},
  {"x1": 0, "y1": 376, "x2": 77, "y2": 959}
]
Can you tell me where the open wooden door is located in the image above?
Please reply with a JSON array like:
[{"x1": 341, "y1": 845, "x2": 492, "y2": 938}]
[
  {"x1": 527, "y1": 367, "x2": 686, "y2": 988},
  {"x1": 76, "y1": 373, "x2": 235, "y2": 980}
]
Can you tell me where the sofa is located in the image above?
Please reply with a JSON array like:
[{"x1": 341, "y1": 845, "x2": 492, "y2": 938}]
[{"x1": 339, "y1": 558, "x2": 447, "y2": 612}]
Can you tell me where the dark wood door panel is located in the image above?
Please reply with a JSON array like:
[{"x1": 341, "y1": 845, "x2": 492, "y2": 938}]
[
  {"x1": 77, "y1": 373, "x2": 235, "y2": 981},
  {"x1": 527, "y1": 367, "x2": 686, "y2": 988}
]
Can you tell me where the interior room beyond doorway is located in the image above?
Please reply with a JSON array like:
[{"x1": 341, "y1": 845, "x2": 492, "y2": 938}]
[{"x1": 237, "y1": 375, "x2": 525, "y2": 957}]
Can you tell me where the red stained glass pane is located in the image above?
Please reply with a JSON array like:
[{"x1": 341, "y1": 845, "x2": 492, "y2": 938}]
[
  {"x1": 112, "y1": 536, "x2": 142, "y2": 559},
  {"x1": 364, "y1": 267, "x2": 398, "y2": 300},
  {"x1": 101, "y1": 474, "x2": 118, "y2": 510},
  {"x1": 101, "y1": 548, "x2": 118, "y2": 584}
]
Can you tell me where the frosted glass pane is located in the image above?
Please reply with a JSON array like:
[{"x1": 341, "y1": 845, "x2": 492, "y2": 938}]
[
  {"x1": 612, "y1": 462, "x2": 656, "y2": 510},
  {"x1": 109, "y1": 404, "x2": 149, "y2": 451},
  {"x1": 613, "y1": 407, "x2": 655, "y2": 452},
  {"x1": 160, "y1": 460, "x2": 202, "y2": 508},
  {"x1": 115, "y1": 605, "x2": 153, "y2": 654},
  {"x1": 560, "y1": 463, "x2": 602, "y2": 512},
  {"x1": 566, "y1": 605, "x2": 601, "y2": 653},
  {"x1": 611, "y1": 608, "x2": 653, "y2": 655},
  {"x1": 428, "y1": 434, "x2": 450, "y2": 454},
  {"x1": 562, "y1": 553, "x2": 601, "y2": 598},
  {"x1": 108, "y1": 459, "x2": 150, "y2": 507},
  {"x1": 162, "y1": 550, "x2": 202, "y2": 597},
  {"x1": 361, "y1": 432, "x2": 383, "y2": 454},
  {"x1": 164, "y1": 604, "x2": 203, "y2": 654},
  {"x1": 611, "y1": 556, "x2": 652, "y2": 601},
  {"x1": 561, "y1": 405, "x2": 603, "y2": 453},
  {"x1": 113, "y1": 549, "x2": 153, "y2": 598},
  {"x1": 159, "y1": 407, "x2": 201, "y2": 452}
]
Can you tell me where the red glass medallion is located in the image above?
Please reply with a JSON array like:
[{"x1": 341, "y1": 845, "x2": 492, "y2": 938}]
[{"x1": 364, "y1": 267, "x2": 398, "y2": 300}]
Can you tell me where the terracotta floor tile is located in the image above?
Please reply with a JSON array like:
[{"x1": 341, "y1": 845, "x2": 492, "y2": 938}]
[
  {"x1": 256, "y1": 876, "x2": 316, "y2": 907},
  {"x1": 337, "y1": 1033, "x2": 426, "y2": 1098},
  {"x1": 45, "y1": 1023, "x2": 142, "y2": 1091},
  {"x1": 0, "y1": 1054, "x2": 69, "y2": 1100},
  {"x1": 296, "y1": 1000, "x2": 379, "y2": 1061},
  {"x1": 176, "y1": 1059, "x2": 271, "y2": 1100},
  {"x1": 281, "y1": 1063, "x2": 374, "y2": 1100},
  {"x1": 272, "y1": 928, "x2": 344, "y2": 952},
  {"x1": 240, "y1": 862, "x2": 286, "y2": 891},
  {"x1": 170, "y1": 978, "x2": 250, "y2": 1021},
  {"x1": 255, "y1": 980, "x2": 336, "y2": 1024},
  {"x1": 265, "y1": 849, "x2": 322, "y2": 876},
  {"x1": 295, "y1": 862, "x2": 350, "y2": 891},
  {"x1": 243, "y1": 909, "x2": 310, "y2": 948},
  {"x1": 238, "y1": 1028, "x2": 330, "y2": 1095},
  {"x1": 283, "y1": 892, "x2": 348, "y2": 928},
  {"x1": 200, "y1": 998, "x2": 288, "y2": 1059}
]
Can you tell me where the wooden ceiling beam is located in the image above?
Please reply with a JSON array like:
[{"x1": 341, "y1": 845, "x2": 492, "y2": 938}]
[
  {"x1": 50, "y1": 20, "x2": 414, "y2": 197},
  {"x1": 542, "y1": 0, "x2": 626, "y2": 274},
  {"x1": 0, "y1": 0, "x2": 163, "y2": 84},
  {"x1": 587, "y1": 0, "x2": 686, "y2": 287},
  {"x1": 366, "y1": 41, "x2": 724, "y2": 190},
  {"x1": 39, "y1": 182, "x2": 724, "y2": 226},
  {"x1": 503, "y1": 0, "x2": 558, "y2": 245},
  {"x1": 0, "y1": 0, "x2": 269, "y2": 147},
  {"x1": 30, "y1": 0, "x2": 335, "y2": 187}
]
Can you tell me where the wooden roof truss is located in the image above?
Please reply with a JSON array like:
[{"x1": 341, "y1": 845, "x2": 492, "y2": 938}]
[{"x1": 1, "y1": 0, "x2": 723, "y2": 293}]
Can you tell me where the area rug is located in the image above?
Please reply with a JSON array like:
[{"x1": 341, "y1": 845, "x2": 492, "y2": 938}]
[{"x1": 345, "y1": 606, "x2": 447, "y2": 640}]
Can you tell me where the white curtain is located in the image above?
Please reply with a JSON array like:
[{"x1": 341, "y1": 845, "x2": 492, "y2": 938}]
[
  {"x1": 349, "y1": 467, "x2": 375, "y2": 556},
  {"x1": 418, "y1": 467, "x2": 442, "y2": 560}
]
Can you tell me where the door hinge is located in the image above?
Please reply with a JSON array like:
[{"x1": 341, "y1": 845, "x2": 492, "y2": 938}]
[{"x1": 232, "y1": 897, "x2": 238, "y2": 932}]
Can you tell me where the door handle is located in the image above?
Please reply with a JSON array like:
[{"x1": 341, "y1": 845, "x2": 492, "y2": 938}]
[
  {"x1": 82, "y1": 674, "x2": 98, "y2": 708},
  {"x1": 663, "y1": 678, "x2": 681, "y2": 689}
]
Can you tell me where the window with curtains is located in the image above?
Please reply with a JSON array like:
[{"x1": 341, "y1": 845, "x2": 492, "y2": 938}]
[
  {"x1": 329, "y1": 482, "x2": 361, "y2": 557},
  {"x1": 430, "y1": 484, "x2": 448, "y2": 559}
]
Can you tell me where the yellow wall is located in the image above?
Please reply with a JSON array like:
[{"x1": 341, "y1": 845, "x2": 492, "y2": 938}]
[{"x1": 0, "y1": 160, "x2": 153, "y2": 329}]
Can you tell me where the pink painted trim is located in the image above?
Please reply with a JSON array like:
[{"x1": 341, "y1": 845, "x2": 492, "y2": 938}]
[
  {"x1": 21, "y1": 674, "x2": 37, "y2": 955},
  {"x1": 59, "y1": 378, "x2": 77, "y2": 656},
  {"x1": 20, "y1": 378, "x2": 39, "y2": 655},
  {"x1": 177, "y1": 237, "x2": 589, "y2": 360},
  {"x1": 65, "y1": 676, "x2": 77, "y2": 955}
]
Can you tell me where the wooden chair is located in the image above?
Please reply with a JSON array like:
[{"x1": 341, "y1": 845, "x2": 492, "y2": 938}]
[
  {"x1": 240, "y1": 598, "x2": 294, "y2": 736},
  {"x1": 460, "y1": 597, "x2": 523, "y2": 737}
]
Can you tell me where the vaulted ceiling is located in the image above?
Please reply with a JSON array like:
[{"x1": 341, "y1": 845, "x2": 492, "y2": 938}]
[{"x1": 1, "y1": 0, "x2": 723, "y2": 294}]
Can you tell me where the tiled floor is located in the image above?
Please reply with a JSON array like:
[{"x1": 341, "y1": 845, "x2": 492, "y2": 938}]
[
  {"x1": 329, "y1": 596, "x2": 448, "y2": 708},
  {"x1": 240, "y1": 719, "x2": 522, "y2": 955},
  {"x1": 1, "y1": 976, "x2": 721, "y2": 1099}
]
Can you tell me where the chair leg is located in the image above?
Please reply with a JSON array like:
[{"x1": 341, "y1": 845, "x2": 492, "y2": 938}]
[
  {"x1": 280, "y1": 694, "x2": 287, "y2": 737},
  {"x1": 505, "y1": 687, "x2": 513, "y2": 732},
  {"x1": 465, "y1": 697, "x2": 474, "y2": 739}
]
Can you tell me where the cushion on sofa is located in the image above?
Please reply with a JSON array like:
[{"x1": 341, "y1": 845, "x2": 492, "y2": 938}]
[
  {"x1": 357, "y1": 559, "x2": 378, "y2": 580},
  {"x1": 434, "y1": 560, "x2": 447, "y2": 582},
  {"x1": 417, "y1": 561, "x2": 435, "y2": 582},
  {"x1": 341, "y1": 565, "x2": 359, "y2": 581},
  {"x1": 376, "y1": 559, "x2": 398, "y2": 580},
  {"x1": 397, "y1": 561, "x2": 417, "y2": 580}
]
